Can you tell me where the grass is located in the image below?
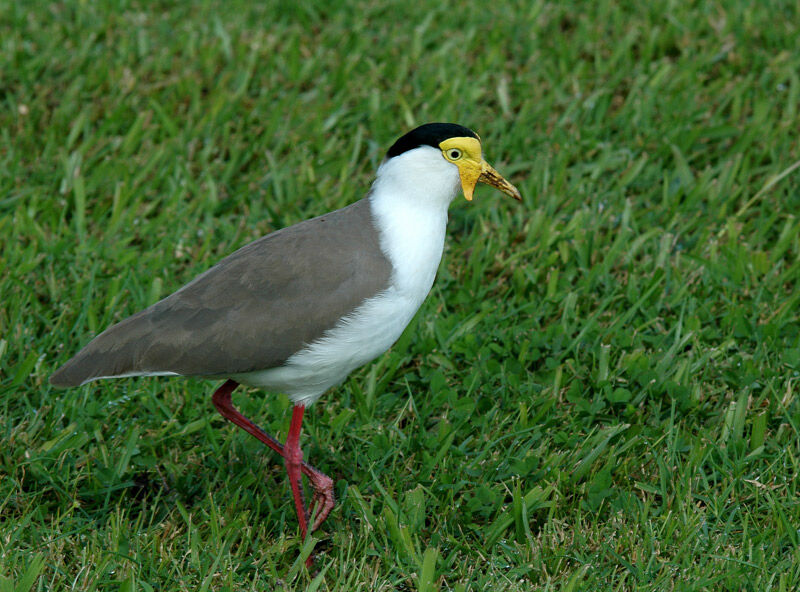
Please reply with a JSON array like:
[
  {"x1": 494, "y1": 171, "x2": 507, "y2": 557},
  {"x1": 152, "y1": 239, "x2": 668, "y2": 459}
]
[{"x1": 2, "y1": 0, "x2": 800, "y2": 589}]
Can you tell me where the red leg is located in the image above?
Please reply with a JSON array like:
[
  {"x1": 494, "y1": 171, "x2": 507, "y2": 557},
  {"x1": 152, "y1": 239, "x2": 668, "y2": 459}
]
[
  {"x1": 285, "y1": 404, "x2": 309, "y2": 538},
  {"x1": 211, "y1": 380, "x2": 335, "y2": 533}
]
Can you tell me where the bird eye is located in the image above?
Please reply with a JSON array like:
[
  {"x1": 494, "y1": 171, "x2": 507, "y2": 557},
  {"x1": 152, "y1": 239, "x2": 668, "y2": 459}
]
[{"x1": 447, "y1": 148, "x2": 462, "y2": 160}]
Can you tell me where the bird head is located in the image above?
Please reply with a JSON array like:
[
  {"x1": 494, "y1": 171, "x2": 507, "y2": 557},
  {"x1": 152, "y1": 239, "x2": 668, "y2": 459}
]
[{"x1": 385, "y1": 123, "x2": 522, "y2": 203}]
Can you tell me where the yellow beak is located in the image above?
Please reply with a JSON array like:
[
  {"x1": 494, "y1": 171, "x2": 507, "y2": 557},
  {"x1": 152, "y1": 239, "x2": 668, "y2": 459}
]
[{"x1": 459, "y1": 159, "x2": 522, "y2": 202}]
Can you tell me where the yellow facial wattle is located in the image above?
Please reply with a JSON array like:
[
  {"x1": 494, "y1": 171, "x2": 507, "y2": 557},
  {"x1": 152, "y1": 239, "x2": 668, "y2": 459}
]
[{"x1": 438, "y1": 136, "x2": 521, "y2": 202}]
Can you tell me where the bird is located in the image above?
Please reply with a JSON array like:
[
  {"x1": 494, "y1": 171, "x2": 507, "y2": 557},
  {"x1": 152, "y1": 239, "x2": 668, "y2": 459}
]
[{"x1": 50, "y1": 122, "x2": 521, "y2": 550}]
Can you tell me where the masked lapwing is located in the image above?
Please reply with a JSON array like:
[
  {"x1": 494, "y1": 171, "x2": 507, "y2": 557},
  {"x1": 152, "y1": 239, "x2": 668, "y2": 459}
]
[{"x1": 50, "y1": 122, "x2": 521, "y2": 549}]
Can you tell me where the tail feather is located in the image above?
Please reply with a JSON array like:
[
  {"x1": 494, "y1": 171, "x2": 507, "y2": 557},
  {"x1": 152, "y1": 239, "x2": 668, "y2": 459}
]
[
  {"x1": 49, "y1": 346, "x2": 136, "y2": 387},
  {"x1": 50, "y1": 338, "x2": 137, "y2": 387},
  {"x1": 49, "y1": 310, "x2": 162, "y2": 387}
]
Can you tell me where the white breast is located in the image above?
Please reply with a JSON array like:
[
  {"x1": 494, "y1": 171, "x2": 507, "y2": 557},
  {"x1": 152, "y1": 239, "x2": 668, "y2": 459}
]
[{"x1": 235, "y1": 146, "x2": 461, "y2": 406}]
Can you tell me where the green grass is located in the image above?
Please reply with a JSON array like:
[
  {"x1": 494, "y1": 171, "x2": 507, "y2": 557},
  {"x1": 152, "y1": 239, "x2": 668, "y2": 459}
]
[{"x1": 2, "y1": 0, "x2": 800, "y2": 589}]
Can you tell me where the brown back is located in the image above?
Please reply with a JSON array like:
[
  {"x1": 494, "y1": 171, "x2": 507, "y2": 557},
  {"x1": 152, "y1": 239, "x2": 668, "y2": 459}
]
[{"x1": 50, "y1": 198, "x2": 393, "y2": 387}]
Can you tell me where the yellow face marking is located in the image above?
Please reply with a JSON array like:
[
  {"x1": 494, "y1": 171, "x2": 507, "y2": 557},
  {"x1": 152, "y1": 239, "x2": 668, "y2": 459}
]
[
  {"x1": 440, "y1": 137, "x2": 483, "y2": 164},
  {"x1": 439, "y1": 136, "x2": 522, "y2": 202}
]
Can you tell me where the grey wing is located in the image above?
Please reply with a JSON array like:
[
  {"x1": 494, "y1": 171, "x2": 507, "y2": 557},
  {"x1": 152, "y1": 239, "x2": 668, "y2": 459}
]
[{"x1": 50, "y1": 199, "x2": 393, "y2": 387}]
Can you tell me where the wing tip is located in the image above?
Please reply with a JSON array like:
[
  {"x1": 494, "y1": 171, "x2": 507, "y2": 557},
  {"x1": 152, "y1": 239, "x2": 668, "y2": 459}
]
[{"x1": 49, "y1": 364, "x2": 85, "y2": 388}]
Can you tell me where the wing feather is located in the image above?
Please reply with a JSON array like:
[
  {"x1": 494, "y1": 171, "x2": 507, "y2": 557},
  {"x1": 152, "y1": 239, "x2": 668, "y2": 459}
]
[{"x1": 50, "y1": 199, "x2": 392, "y2": 387}]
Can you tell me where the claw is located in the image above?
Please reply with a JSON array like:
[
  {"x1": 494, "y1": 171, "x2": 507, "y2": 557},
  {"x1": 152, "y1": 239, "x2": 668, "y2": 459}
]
[{"x1": 307, "y1": 473, "x2": 335, "y2": 532}]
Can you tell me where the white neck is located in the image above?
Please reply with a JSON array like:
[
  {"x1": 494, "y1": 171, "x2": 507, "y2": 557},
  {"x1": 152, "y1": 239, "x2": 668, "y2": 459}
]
[{"x1": 368, "y1": 146, "x2": 461, "y2": 299}]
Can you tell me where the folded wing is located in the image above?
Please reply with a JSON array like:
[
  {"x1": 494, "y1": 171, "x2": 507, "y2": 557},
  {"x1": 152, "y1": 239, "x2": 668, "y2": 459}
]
[{"x1": 50, "y1": 199, "x2": 392, "y2": 387}]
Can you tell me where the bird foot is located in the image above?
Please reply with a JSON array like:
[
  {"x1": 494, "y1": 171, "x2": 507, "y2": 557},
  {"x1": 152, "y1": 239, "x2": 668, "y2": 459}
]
[{"x1": 306, "y1": 471, "x2": 335, "y2": 532}]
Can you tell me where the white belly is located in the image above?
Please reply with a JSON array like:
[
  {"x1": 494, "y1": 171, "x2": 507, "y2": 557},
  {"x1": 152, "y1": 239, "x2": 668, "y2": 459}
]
[{"x1": 233, "y1": 285, "x2": 428, "y2": 406}]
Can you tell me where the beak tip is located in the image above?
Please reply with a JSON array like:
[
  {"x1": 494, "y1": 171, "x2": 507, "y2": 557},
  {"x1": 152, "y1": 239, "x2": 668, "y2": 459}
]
[
  {"x1": 477, "y1": 164, "x2": 522, "y2": 203},
  {"x1": 502, "y1": 185, "x2": 522, "y2": 202}
]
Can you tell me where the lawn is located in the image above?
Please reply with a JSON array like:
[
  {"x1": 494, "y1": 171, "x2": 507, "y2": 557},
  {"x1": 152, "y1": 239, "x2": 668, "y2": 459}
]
[{"x1": 2, "y1": 0, "x2": 800, "y2": 590}]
